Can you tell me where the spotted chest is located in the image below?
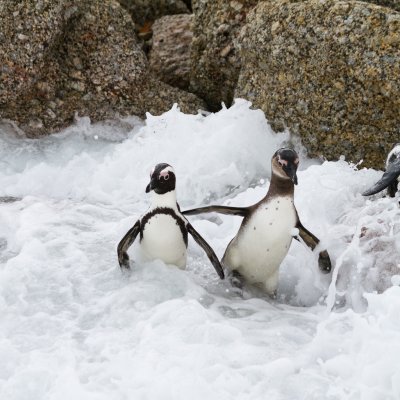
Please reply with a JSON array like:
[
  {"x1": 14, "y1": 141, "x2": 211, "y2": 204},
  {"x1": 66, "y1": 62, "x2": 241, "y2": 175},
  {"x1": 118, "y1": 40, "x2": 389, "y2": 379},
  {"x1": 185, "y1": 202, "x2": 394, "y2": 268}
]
[{"x1": 224, "y1": 196, "x2": 297, "y2": 283}]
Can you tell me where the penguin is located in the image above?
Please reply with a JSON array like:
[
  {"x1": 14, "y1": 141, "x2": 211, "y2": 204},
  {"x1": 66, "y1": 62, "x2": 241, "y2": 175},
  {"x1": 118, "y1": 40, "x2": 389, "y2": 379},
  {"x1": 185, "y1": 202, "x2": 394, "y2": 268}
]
[
  {"x1": 117, "y1": 163, "x2": 224, "y2": 279},
  {"x1": 362, "y1": 143, "x2": 400, "y2": 198},
  {"x1": 183, "y1": 148, "x2": 331, "y2": 296}
]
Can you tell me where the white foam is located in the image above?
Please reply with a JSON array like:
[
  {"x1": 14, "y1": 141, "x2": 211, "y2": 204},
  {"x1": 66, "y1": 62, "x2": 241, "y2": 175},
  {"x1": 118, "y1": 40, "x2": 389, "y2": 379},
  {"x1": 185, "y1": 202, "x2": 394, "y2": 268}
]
[{"x1": 0, "y1": 100, "x2": 399, "y2": 399}]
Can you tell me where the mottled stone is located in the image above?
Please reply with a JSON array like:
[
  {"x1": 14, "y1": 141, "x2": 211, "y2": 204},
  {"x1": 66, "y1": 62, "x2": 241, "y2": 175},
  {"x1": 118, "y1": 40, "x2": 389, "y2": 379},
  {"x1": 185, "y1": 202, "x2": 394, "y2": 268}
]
[
  {"x1": 236, "y1": 0, "x2": 400, "y2": 168},
  {"x1": 117, "y1": 0, "x2": 189, "y2": 26},
  {"x1": 0, "y1": 0, "x2": 205, "y2": 137},
  {"x1": 0, "y1": 0, "x2": 73, "y2": 106},
  {"x1": 149, "y1": 14, "x2": 193, "y2": 90},
  {"x1": 190, "y1": 0, "x2": 259, "y2": 110}
]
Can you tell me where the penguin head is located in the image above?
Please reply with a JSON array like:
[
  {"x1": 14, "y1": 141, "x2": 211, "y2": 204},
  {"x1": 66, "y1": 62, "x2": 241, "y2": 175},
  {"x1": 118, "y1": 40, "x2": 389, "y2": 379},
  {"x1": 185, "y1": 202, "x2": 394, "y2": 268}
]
[
  {"x1": 146, "y1": 163, "x2": 176, "y2": 194},
  {"x1": 272, "y1": 148, "x2": 299, "y2": 185}
]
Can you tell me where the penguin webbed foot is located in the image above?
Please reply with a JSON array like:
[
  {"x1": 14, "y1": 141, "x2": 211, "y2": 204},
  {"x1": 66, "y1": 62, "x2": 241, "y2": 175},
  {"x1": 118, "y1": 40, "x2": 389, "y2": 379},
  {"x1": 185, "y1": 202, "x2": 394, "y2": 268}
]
[
  {"x1": 269, "y1": 290, "x2": 278, "y2": 300},
  {"x1": 229, "y1": 270, "x2": 244, "y2": 289},
  {"x1": 387, "y1": 180, "x2": 398, "y2": 198},
  {"x1": 318, "y1": 249, "x2": 331, "y2": 273}
]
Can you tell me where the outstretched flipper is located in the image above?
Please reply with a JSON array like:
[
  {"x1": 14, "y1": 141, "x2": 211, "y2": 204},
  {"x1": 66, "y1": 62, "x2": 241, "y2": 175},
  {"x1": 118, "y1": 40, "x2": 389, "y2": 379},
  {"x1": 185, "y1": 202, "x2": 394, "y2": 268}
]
[
  {"x1": 186, "y1": 223, "x2": 225, "y2": 279},
  {"x1": 117, "y1": 220, "x2": 141, "y2": 269},
  {"x1": 296, "y1": 220, "x2": 332, "y2": 273},
  {"x1": 362, "y1": 158, "x2": 400, "y2": 197},
  {"x1": 183, "y1": 205, "x2": 249, "y2": 217}
]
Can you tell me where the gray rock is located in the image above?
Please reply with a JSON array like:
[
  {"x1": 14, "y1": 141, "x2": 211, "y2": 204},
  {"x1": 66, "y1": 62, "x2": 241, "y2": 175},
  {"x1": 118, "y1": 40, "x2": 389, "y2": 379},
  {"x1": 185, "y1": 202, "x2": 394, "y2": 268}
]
[
  {"x1": 0, "y1": 0, "x2": 73, "y2": 106},
  {"x1": 0, "y1": 0, "x2": 205, "y2": 137},
  {"x1": 117, "y1": 0, "x2": 189, "y2": 26},
  {"x1": 149, "y1": 14, "x2": 193, "y2": 90},
  {"x1": 190, "y1": 0, "x2": 259, "y2": 110},
  {"x1": 236, "y1": 0, "x2": 400, "y2": 168}
]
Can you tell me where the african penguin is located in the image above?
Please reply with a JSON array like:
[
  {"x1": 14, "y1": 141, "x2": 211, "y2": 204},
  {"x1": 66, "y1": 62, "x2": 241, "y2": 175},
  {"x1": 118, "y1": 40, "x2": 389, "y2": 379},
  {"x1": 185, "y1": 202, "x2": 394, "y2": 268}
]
[
  {"x1": 183, "y1": 148, "x2": 331, "y2": 296},
  {"x1": 363, "y1": 143, "x2": 400, "y2": 198},
  {"x1": 117, "y1": 163, "x2": 224, "y2": 279}
]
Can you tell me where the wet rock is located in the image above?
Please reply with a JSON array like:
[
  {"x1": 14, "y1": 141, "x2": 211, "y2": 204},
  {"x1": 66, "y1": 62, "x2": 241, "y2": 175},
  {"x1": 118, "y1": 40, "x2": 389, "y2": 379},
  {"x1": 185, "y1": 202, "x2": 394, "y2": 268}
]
[
  {"x1": 236, "y1": 0, "x2": 400, "y2": 168},
  {"x1": 0, "y1": 0, "x2": 205, "y2": 137},
  {"x1": 117, "y1": 0, "x2": 189, "y2": 26},
  {"x1": 0, "y1": 0, "x2": 73, "y2": 106},
  {"x1": 149, "y1": 14, "x2": 193, "y2": 90},
  {"x1": 190, "y1": 0, "x2": 259, "y2": 110}
]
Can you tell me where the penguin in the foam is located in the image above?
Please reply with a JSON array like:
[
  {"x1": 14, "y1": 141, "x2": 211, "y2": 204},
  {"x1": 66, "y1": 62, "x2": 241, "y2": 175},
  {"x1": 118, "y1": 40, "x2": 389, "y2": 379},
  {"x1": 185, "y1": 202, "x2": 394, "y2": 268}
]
[
  {"x1": 183, "y1": 148, "x2": 331, "y2": 296},
  {"x1": 362, "y1": 143, "x2": 400, "y2": 198},
  {"x1": 117, "y1": 163, "x2": 224, "y2": 279}
]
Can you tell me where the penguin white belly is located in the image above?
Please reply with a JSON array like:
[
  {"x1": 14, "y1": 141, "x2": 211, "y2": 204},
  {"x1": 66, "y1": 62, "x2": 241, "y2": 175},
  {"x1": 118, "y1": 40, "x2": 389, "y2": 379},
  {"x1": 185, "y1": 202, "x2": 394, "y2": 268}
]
[
  {"x1": 140, "y1": 214, "x2": 187, "y2": 268},
  {"x1": 224, "y1": 197, "x2": 297, "y2": 291}
]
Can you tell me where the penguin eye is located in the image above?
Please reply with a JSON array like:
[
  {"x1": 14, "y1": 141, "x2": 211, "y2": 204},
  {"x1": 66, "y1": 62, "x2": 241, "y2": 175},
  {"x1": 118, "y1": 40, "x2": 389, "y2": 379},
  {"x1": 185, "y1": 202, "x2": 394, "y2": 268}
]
[
  {"x1": 277, "y1": 156, "x2": 288, "y2": 167},
  {"x1": 159, "y1": 172, "x2": 169, "y2": 180}
]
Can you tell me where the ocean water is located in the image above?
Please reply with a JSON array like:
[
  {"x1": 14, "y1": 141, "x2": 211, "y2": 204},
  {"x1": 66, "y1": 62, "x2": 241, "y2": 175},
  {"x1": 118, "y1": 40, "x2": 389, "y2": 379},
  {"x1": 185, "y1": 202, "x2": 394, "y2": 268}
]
[{"x1": 0, "y1": 100, "x2": 399, "y2": 399}]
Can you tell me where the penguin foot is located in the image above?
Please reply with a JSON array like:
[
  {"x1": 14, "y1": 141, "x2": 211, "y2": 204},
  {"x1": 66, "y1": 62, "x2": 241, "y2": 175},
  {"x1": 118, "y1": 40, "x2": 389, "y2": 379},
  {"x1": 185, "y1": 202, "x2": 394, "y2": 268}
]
[
  {"x1": 269, "y1": 290, "x2": 278, "y2": 300},
  {"x1": 318, "y1": 250, "x2": 332, "y2": 273},
  {"x1": 229, "y1": 270, "x2": 245, "y2": 290}
]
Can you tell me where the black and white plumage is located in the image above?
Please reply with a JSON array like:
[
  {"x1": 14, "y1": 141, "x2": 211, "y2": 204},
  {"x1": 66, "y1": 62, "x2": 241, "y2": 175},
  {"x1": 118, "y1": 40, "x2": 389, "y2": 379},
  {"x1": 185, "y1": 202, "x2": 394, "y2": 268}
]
[
  {"x1": 362, "y1": 143, "x2": 400, "y2": 198},
  {"x1": 183, "y1": 148, "x2": 331, "y2": 295},
  {"x1": 117, "y1": 163, "x2": 224, "y2": 279}
]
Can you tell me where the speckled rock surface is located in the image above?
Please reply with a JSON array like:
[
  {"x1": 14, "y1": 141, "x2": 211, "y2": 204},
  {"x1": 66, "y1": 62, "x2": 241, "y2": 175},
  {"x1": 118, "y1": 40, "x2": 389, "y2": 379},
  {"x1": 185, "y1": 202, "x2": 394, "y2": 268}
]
[
  {"x1": 0, "y1": 0, "x2": 74, "y2": 106},
  {"x1": 236, "y1": 0, "x2": 400, "y2": 168},
  {"x1": 149, "y1": 14, "x2": 193, "y2": 90},
  {"x1": 0, "y1": 0, "x2": 205, "y2": 137},
  {"x1": 190, "y1": 0, "x2": 259, "y2": 110},
  {"x1": 117, "y1": 0, "x2": 189, "y2": 26}
]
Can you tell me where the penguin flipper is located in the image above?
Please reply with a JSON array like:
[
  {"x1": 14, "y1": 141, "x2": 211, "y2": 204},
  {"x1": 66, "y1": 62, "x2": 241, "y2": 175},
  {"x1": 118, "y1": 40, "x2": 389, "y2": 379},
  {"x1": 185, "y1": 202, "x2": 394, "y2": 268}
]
[
  {"x1": 362, "y1": 159, "x2": 400, "y2": 196},
  {"x1": 117, "y1": 219, "x2": 141, "y2": 269},
  {"x1": 296, "y1": 220, "x2": 332, "y2": 274},
  {"x1": 187, "y1": 223, "x2": 225, "y2": 279},
  {"x1": 183, "y1": 205, "x2": 248, "y2": 217},
  {"x1": 387, "y1": 180, "x2": 398, "y2": 198}
]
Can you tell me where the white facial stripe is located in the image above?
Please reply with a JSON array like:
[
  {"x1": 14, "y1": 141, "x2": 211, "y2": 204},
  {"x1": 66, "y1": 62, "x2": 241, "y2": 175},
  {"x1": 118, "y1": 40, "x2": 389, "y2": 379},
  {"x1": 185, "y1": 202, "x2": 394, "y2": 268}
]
[
  {"x1": 277, "y1": 155, "x2": 288, "y2": 166},
  {"x1": 158, "y1": 166, "x2": 174, "y2": 180},
  {"x1": 387, "y1": 144, "x2": 400, "y2": 166},
  {"x1": 160, "y1": 166, "x2": 174, "y2": 175}
]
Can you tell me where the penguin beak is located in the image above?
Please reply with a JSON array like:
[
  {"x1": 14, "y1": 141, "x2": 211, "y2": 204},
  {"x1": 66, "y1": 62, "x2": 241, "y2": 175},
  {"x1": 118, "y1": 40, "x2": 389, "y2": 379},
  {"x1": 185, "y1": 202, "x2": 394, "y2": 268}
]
[
  {"x1": 284, "y1": 164, "x2": 298, "y2": 185},
  {"x1": 145, "y1": 178, "x2": 155, "y2": 193}
]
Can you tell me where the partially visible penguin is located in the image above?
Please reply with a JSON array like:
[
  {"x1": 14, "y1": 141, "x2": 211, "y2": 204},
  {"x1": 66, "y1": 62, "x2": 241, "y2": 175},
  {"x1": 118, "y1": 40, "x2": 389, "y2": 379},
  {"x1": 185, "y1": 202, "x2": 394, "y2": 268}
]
[
  {"x1": 117, "y1": 163, "x2": 224, "y2": 279},
  {"x1": 363, "y1": 143, "x2": 400, "y2": 198},
  {"x1": 183, "y1": 148, "x2": 331, "y2": 296}
]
